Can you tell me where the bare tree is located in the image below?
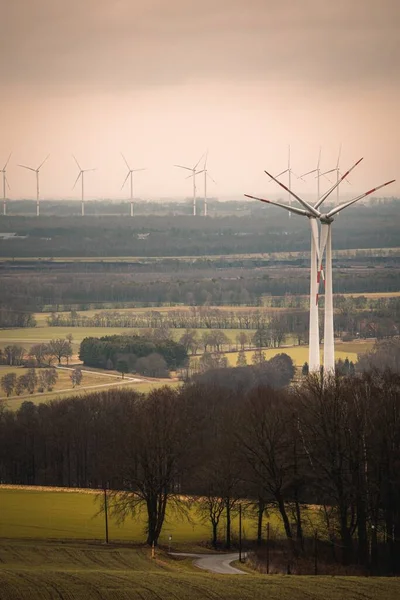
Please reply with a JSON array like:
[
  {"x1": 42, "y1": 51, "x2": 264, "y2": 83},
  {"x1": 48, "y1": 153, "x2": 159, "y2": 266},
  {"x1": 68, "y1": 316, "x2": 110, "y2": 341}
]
[
  {"x1": 48, "y1": 338, "x2": 73, "y2": 365},
  {"x1": 70, "y1": 368, "x2": 83, "y2": 388},
  {"x1": 1, "y1": 373, "x2": 17, "y2": 397},
  {"x1": 106, "y1": 387, "x2": 190, "y2": 545}
]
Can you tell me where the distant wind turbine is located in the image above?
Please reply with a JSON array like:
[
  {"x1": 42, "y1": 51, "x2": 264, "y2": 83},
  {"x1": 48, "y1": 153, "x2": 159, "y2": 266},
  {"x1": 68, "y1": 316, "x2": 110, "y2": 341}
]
[
  {"x1": 1, "y1": 153, "x2": 11, "y2": 216},
  {"x1": 121, "y1": 154, "x2": 146, "y2": 217},
  {"x1": 174, "y1": 153, "x2": 204, "y2": 216},
  {"x1": 299, "y1": 147, "x2": 332, "y2": 202},
  {"x1": 18, "y1": 154, "x2": 50, "y2": 216},
  {"x1": 201, "y1": 151, "x2": 216, "y2": 217},
  {"x1": 72, "y1": 156, "x2": 96, "y2": 216},
  {"x1": 320, "y1": 144, "x2": 350, "y2": 208},
  {"x1": 266, "y1": 145, "x2": 298, "y2": 216}
]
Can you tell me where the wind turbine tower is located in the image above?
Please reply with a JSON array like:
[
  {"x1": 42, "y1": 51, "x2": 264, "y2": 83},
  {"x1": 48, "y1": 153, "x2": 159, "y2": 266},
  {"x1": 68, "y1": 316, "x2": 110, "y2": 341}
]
[
  {"x1": 267, "y1": 145, "x2": 298, "y2": 216},
  {"x1": 72, "y1": 156, "x2": 96, "y2": 216},
  {"x1": 201, "y1": 151, "x2": 216, "y2": 217},
  {"x1": 121, "y1": 154, "x2": 146, "y2": 217},
  {"x1": 18, "y1": 155, "x2": 49, "y2": 216},
  {"x1": 174, "y1": 154, "x2": 204, "y2": 216},
  {"x1": 1, "y1": 153, "x2": 11, "y2": 216}
]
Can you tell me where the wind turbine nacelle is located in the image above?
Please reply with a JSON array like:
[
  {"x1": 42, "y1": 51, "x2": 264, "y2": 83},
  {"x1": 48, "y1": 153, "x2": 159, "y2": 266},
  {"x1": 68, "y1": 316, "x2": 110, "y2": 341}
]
[{"x1": 320, "y1": 214, "x2": 334, "y2": 224}]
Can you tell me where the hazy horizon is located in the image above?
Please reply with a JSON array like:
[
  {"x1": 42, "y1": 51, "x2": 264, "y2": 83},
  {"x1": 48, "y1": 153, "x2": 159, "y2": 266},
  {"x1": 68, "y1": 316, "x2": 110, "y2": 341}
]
[{"x1": 1, "y1": 0, "x2": 399, "y2": 201}]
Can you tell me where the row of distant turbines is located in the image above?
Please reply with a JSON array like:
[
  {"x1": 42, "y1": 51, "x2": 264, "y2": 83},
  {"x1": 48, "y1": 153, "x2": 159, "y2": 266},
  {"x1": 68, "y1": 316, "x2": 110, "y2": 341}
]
[
  {"x1": 0, "y1": 152, "x2": 217, "y2": 217},
  {"x1": 2, "y1": 146, "x2": 357, "y2": 218},
  {"x1": 245, "y1": 157, "x2": 395, "y2": 375}
]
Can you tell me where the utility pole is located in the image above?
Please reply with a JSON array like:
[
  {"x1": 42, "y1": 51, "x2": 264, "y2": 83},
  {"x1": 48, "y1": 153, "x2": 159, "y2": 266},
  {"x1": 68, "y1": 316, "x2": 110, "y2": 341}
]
[
  {"x1": 314, "y1": 530, "x2": 318, "y2": 575},
  {"x1": 239, "y1": 504, "x2": 242, "y2": 562},
  {"x1": 104, "y1": 486, "x2": 109, "y2": 544}
]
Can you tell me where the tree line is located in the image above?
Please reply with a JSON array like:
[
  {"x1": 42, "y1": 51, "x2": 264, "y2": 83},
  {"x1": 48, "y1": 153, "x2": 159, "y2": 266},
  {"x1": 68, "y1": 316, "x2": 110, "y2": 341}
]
[
  {"x1": 1, "y1": 204, "x2": 399, "y2": 257},
  {"x1": 2, "y1": 261, "x2": 399, "y2": 311},
  {"x1": 1, "y1": 340, "x2": 399, "y2": 574},
  {"x1": 0, "y1": 337, "x2": 74, "y2": 367}
]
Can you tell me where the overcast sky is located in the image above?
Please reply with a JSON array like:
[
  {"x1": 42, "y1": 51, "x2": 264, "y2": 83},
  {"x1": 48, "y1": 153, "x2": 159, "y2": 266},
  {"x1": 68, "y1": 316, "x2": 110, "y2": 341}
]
[{"x1": 1, "y1": 0, "x2": 399, "y2": 201}]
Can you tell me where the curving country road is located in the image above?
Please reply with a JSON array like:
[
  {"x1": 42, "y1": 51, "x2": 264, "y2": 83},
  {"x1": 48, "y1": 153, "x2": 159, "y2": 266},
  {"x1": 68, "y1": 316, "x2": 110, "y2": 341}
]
[{"x1": 170, "y1": 552, "x2": 247, "y2": 575}]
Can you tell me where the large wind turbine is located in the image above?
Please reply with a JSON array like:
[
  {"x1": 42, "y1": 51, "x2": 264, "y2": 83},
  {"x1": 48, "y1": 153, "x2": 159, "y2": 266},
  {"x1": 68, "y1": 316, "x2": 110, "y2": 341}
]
[
  {"x1": 245, "y1": 186, "x2": 322, "y2": 373},
  {"x1": 315, "y1": 176, "x2": 395, "y2": 373},
  {"x1": 246, "y1": 159, "x2": 395, "y2": 375},
  {"x1": 18, "y1": 155, "x2": 49, "y2": 216},
  {"x1": 174, "y1": 154, "x2": 204, "y2": 216},
  {"x1": 1, "y1": 153, "x2": 11, "y2": 216},
  {"x1": 201, "y1": 152, "x2": 216, "y2": 217},
  {"x1": 121, "y1": 154, "x2": 146, "y2": 217},
  {"x1": 72, "y1": 156, "x2": 96, "y2": 216}
]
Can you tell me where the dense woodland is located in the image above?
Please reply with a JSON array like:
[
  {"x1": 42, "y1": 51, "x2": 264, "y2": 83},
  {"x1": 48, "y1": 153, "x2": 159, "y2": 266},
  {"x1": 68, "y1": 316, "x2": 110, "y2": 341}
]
[
  {"x1": 1, "y1": 258, "x2": 399, "y2": 314},
  {"x1": 0, "y1": 201, "x2": 399, "y2": 258},
  {"x1": 79, "y1": 334, "x2": 188, "y2": 373}
]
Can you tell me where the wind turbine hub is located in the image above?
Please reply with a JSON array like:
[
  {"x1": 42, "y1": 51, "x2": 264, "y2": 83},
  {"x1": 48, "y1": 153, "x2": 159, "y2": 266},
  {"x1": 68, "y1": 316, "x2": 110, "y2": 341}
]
[{"x1": 320, "y1": 214, "x2": 334, "y2": 224}]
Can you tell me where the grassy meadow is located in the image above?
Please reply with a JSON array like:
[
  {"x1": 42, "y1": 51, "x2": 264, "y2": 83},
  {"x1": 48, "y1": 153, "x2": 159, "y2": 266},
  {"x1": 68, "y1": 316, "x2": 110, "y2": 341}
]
[
  {"x1": 1, "y1": 487, "x2": 399, "y2": 600},
  {"x1": 0, "y1": 486, "x2": 290, "y2": 547}
]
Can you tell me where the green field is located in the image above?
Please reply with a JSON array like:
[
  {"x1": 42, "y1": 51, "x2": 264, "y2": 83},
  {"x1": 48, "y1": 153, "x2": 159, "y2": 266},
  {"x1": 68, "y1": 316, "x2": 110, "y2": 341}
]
[
  {"x1": 0, "y1": 487, "x2": 399, "y2": 599},
  {"x1": 0, "y1": 487, "x2": 276, "y2": 545},
  {"x1": 2, "y1": 540, "x2": 399, "y2": 600}
]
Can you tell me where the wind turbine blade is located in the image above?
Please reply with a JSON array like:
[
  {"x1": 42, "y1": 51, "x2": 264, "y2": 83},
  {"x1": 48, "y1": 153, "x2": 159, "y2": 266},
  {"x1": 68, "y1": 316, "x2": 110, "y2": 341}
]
[
  {"x1": 207, "y1": 172, "x2": 217, "y2": 184},
  {"x1": 121, "y1": 172, "x2": 130, "y2": 189},
  {"x1": 265, "y1": 168, "x2": 288, "y2": 183},
  {"x1": 196, "y1": 169, "x2": 205, "y2": 175},
  {"x1": 327, "y1": 180, "x2": 396, "y2": 218},
  {"x1": 315, "y1": 157, "x2": 363, "y2": 209},
  {"x1": 193, "y1": 153, "x2": 205, "y2": 171},
  {"x1": 299, "y1": 169, "x2": 318, "y2": 178},
  {"x1": 244, "y1": 194, "x2": 308, "y2": 216},
  {"x1": 72, "y1": 172, "x2": 82, "y2": 190},
  {"x1": 5, "y1": 176, "x2": 11, "y2": 191},
  {"x1": 37, "y1": 154, "x2": 50, "y2": 170},
  {"x1": 264, "y1": 169, "x2": 320, "y2": 217},
  {"x1": 320, "y1": 168, "x2": 336, "y2": 176},
  {"x1": 3, "y1": 153, "x2": 12, "y2": 170},
  {"x1": 121, "y1": 153, "x2": 130, "y2": 170},
  {"x1": 321, "y1": 174, "x2": 332, "y2": 183},
  {"x1": 174, "y1": 165, "x2": 193, "y2": 172},
  {"x1": 204, "y1": 149, "x2": 209, "y2": 170},
  {"x1": 339, "y1": 171, "x2": 352, "y2": 184},
  {"x1": 18, "y1": 164, "x2": 36, "y2": 172},
  {"x1": 72, "y1": 155, "x2": 82, "y2": 171}
]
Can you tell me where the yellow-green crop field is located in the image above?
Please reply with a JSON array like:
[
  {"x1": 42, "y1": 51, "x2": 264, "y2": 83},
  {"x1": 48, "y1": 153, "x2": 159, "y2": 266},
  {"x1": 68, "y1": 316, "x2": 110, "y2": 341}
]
[
  {"x1": 0, "y1": 488, "x2": 399, "y2": 599},
  {"x1": 223, "y1": 341, "x2": 373, "y2": 367}
]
